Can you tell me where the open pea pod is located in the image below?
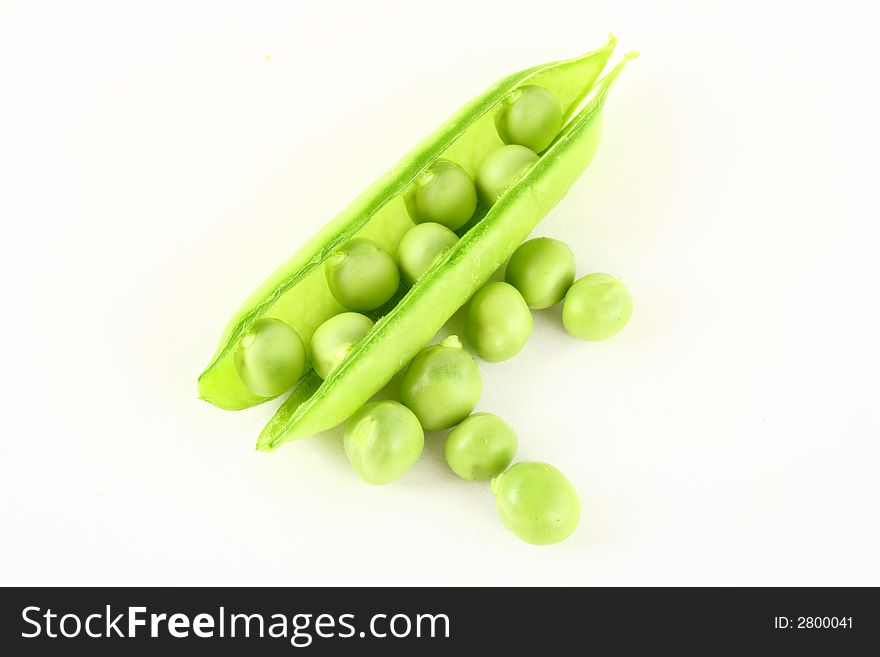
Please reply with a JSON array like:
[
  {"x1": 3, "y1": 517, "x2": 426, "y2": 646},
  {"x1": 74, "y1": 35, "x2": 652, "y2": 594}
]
[{"x1": 197, "y1": 36, "x2": 635, "y2": 447}]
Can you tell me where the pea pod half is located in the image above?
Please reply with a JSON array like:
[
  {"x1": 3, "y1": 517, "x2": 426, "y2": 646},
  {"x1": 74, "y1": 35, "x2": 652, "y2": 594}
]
[{"x1": 196, "y1": 36, "x2": 635, "y2": 449}]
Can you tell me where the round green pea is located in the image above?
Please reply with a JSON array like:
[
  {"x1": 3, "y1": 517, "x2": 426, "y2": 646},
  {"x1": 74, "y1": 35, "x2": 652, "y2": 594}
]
[
  {"x1": 324, "y1": 237, "x2": 400, "y2": 311},
  {"x1": 445, "y1": 413, "x2": 518, "y2": 481},
  {"x1": 399, "y1": 336, "x2": 482, "y2": 431},
  {"x1": 505, "y1": 237, "x2": 576, "y2": 309},
  {"x1": 409, "y1": 159, "x2": 477, "y2": 230},
  {"x1": 233, "y1": 317, "x2": 306, "y2": 398},
  {"x1": 562, "y1": 273, "x2": 633, "y2": 341},
  {"x1": 397, "y1": 222, "x2": 459, "y2": 286},
  {"x1": 491, "y1": 462, "x2": 581, "y2": 545},
  {"x1": 344, "y1": 401, "x2": 424, "y2": 485},
  {"x1": 495, "y1": 85, "x2": 564, "y2": 153},
  {"x1": 309, "y1": 312, "x2": 374, "y2": 380},
  {"x1": 465, "y1": 282, "x2": 532, "y2": 362},
  {"x1": 475, "y1": 144, "x2": 539, "y2": 206}
]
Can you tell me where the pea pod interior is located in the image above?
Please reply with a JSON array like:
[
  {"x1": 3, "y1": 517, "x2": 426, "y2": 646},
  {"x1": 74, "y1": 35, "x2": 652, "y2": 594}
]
[{"x1": 197, "y1": 36, "x2": 634, "y2": 447}]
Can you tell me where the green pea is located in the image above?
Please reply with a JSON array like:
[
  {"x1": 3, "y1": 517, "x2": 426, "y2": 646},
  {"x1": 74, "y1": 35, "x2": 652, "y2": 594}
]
[
  {"x1": 344, "y1": 401, "x2": 424, "y2": 485},
  {"x1": 409, "y1": 159, "x2": 477, "y2": 230},
  {"x1": 491, "y1": 462, "x2": 581, "y2": 545},
  {"x1": 324, "y1": 237, "x2": 400, "y2": 311},
  {"x1": 397, "y1": 222, "x2": 459, "y2": 286},
  {"x1": 495, "y1": 85, "x2": 564, "y2": 153},
  {"x1": 562, "y1": 273, "x2": 633, "y2": 341},
  {"x1": 464, "y1": 282, "x2": 532, "y2": 362},
  {"x1": 399, "y1": 335, "x2": 482, "y2": 430},
  {"x1": 475, "y1": 144, "x2": 539, "y2": 206},
  {"x1": 444, "y1": 413, "x2": 517, "y2": 481},
  {"x1": 233, "y1": 318, "x2": 306, "y2": 398},
  {"x1": 309, "y1": 312, "x2": 374, "y2": 380},
  {"x1": 505, "y1": 237, "x2": 576, "y2": 309}
]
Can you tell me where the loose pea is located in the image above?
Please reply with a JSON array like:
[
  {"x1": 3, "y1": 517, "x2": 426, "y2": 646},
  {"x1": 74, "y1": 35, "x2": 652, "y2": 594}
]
[
  {"x1": 409, "y1": 159, "x2": 477, "y2": 230},
  {"x1": 309, "y1": 312, "x2": 374, "y2": 380},
  {"x1": 445, "y1": 413, "x2": 517, "y2": 481},
  {"x1": 233, "y1": 318, "x2": 306, "y2": 398},
  {"x1": 464, "y1": 282, "x2": 532, "y2": 362},
  {"x1": 562, "y1": 273, "x2": 633, "y2": 341},
  {"x1": 324, "y1": 237, "x2": 400, "y2": 311},
  {"x1": 505, "y1": 237, "x2": 576, "y2": 309},
  {"x1": 475, "y1": 144, "x2": 539, "y2": 206},
  {"x1": 397, "y1": 222, "x2": 459, "y2": 286},
  {"x1": 495, "y1": 85, "x2": 563, "y2": 153},
  {"x1": 399, "y1": 335, "x2": 482, "y2": 430},
  {"x1": 491, "y1": 462, "x2": 581, "y2": 545},
  {"x1": 344, "y1": 401, "x2": 424, "y2": 485}
]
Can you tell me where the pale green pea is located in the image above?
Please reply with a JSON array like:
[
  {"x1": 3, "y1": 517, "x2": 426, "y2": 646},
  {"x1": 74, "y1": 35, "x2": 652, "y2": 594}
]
[
  {"x1": 409, "y1": 159, "x2": 477, "y2": 230},
  {"x1": 309, "y1": 312, "x2": 374, "y2": 380},
  {"x1": 562, "y1": 273, "x2": 633, "y2": 341},
  {"x1": 445, "y1": 413, "x2": 517, "y2": 481},
  {"x1": 491, "y1": 462, "x2": 581, "y2": 545},
  {"x1": 495, "y1": 85, "x2": 564, "y2": 153},
  {"x1": 475, "y1": 144, "x2": 539, "y2": 206},
  {"x1": 399, "y1": 335, "x2": 482, "y2": 431},
  {"x1": 397, "y1": 222, "x2": 459, "y2": 286},
  {"x1": 324, "y1": 237, "x2": 400, "y2": 311},
  {"x1": 505, "y1": 237, "x2": 576, "y2": 309},
  {"x1": 344, "y1": 401, "x2": 424, "y2": 485},
  {"x1": 465, "y1": 282, "x2": 532, "y2": 362},
  {"x1": 233, "y1": 318, "x2": 306, "y2": 398}
]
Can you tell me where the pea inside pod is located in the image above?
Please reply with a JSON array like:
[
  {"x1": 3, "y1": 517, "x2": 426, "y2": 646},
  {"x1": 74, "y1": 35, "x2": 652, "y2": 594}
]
[
  {"x1": 397, "y1": 222, "x2": 459, "y2": 286},
  {"x1": 309, "y1": 312, "x2": 374, "y2": 380},
  {"x1": 495, "y1": 85, "x2": 564, "y2": 153},
  {"x1": 475, "y1": 145, "x2": 539, "y2": 207},
  {"x1": 324, "y1": 237, "x2": 400, "y2": 312},
  {"x1": 233, "y1": 318, "x2": 307, "y2": 398},
  {"x1": 406, "y1": 159, "x2": 477, "y2": 230}
]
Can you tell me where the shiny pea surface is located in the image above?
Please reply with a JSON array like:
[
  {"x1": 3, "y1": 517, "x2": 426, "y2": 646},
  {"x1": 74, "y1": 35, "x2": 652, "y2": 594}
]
[
  {"x1": 491, "y1": 462, "x2": 581, "y2": 545},
  {"x1": 505, "y1": 237, "x2": 575, "y2": 309},
  {"x1": 562, "y1": 273, "x2": 633, "y2": 341},
  {"x1": 344, "y1": 400, "x2": 424, "y2": 485},
  {"x1": 233, "y1": 318, "x2": 306, "y2": 398},
  {"x1": 465, "y1": 282, "x2": 533, "y2": 362}
]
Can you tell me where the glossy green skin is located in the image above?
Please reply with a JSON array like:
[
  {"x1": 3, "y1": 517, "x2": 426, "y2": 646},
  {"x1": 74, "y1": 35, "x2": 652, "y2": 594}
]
[
  {"x1": 232, "y1": 48, "x2": 634, "y2": 447},
  {"x1": 445, "y1": 413, "x2": 517, "y2": 481},
  {"x1": 399, "y1": 336, "x2": 482, "y2": 430},
  {"x1": 495, "y1": 85, "x2": 564, "y2": 153},
  {"x1": 465, "y1": 282, "x2": 533, "y2": 362},
  {"x1": 562, "y1": 273, "x2": 633, "y2": 341},
  {"x1": 475, "y1": 145, "x2": 539, "y2": 206},
  {"x1": 505, "y1": 237, "x2": 576, "y2": 309},
  {"x1": 310, "y1": 312, "x2": 374, "y2": 380},
  {"x1": 409, "y1": 159, "x2": 477, "y2": 230},
  {"x1": 233, "y1": 318, "x2": 306, "y2": 398},
  {"x1": 491, "y1": 462, "x2": 581, "y2": 545},
  {"x1": 344, "y1": 401, "x2": 424, "y2": 485},
  {"x1": 324, "y1": 238, "x2": 400, "y2": 311},
  {"x1": 397, "y1": 222, "x2": 459, "y2": 286}
]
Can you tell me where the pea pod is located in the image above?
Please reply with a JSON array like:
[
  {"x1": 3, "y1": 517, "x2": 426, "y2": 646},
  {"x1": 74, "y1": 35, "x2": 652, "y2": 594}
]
[{"x1": 196, "y1": 36, "x2": 635, "y2": 448}]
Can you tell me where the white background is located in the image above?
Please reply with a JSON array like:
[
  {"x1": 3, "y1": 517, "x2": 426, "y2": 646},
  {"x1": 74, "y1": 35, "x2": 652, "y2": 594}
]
[{"x1": 1, "y1": 0, "x2": 877, "y2": 586}]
